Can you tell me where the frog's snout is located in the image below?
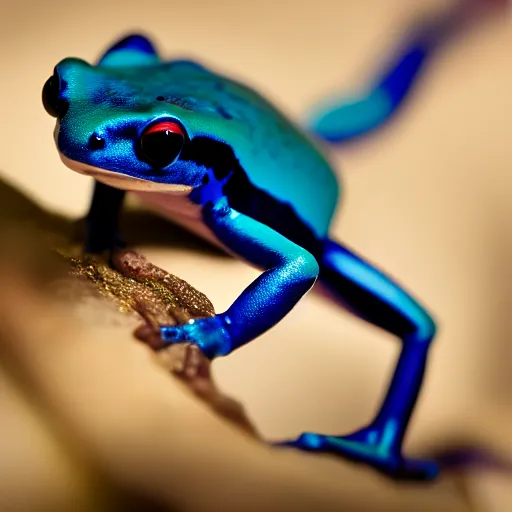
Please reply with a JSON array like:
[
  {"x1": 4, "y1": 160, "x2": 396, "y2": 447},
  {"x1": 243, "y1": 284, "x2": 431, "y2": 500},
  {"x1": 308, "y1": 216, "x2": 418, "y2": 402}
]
[{"x1": 42, "y1": 71, "x2": 68, "y2": 119}]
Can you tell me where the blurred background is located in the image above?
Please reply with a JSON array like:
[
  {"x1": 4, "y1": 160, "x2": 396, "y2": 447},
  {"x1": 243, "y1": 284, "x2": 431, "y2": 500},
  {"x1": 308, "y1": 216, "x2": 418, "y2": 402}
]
[{"x1": 1, "y1": 0, "x2": 511, "y2": 508}]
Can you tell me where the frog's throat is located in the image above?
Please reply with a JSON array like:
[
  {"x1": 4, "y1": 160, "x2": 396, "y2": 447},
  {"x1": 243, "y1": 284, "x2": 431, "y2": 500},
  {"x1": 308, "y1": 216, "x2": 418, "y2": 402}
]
[{"x1": 59, "y1": 153, "x2": 193, "y2": 194}]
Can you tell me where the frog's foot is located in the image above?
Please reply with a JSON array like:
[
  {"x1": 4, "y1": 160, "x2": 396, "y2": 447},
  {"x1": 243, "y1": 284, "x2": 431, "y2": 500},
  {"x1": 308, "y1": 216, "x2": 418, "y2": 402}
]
[
  {"x1": 159, "y1": 315, "x2": 233, "y2": 359},
  {"x1": 276, "y1": 426, "x2": 439, "y2": 481}
]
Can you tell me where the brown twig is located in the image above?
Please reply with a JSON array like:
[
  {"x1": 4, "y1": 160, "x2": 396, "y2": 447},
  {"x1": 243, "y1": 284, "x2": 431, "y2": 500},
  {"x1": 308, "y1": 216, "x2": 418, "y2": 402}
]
[{"x1": 65, "y1": 248, "x2": 259, "y2": 437}]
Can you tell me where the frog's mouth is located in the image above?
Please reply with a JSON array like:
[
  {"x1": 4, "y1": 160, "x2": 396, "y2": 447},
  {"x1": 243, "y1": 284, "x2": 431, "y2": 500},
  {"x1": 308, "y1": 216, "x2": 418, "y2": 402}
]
[{"x1": 59, "y1": 154, "x2": 193, "y2": 194}]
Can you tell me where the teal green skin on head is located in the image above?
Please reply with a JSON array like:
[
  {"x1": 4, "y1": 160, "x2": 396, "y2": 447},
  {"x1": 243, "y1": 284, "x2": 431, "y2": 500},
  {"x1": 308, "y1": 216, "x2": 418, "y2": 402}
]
[{"x1": 52, "y1": 45, "x2": 340, "y2": 243}]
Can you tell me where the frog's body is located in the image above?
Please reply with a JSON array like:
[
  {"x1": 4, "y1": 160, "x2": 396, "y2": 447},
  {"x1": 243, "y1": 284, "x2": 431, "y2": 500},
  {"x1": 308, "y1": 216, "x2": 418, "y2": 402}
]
[
  {"x1": 56, "y1": 52, "x2": 338, "y2": 254},
  {"x1": 44, "y1": 19, "x2": 464, "y2": 480}
]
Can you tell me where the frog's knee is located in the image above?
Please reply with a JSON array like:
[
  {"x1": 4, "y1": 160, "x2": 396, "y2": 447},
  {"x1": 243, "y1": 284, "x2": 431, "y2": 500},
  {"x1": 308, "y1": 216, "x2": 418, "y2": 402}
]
[
  {"x1": 287, "y1": 249, "x2": 319, "y2": 285},
  {"x1": 409, "y1": 310, "x2": 437, "y2": 346}
]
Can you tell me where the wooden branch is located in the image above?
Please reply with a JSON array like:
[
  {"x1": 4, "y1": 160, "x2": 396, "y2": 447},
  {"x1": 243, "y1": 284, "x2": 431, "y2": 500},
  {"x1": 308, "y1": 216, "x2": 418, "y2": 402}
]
[
  {"x1": 0, "y1": 177, "x2": 501, "y2": 511},
  {"x1": 64, "y1": 249, "x2": 259, "y2": 438}
]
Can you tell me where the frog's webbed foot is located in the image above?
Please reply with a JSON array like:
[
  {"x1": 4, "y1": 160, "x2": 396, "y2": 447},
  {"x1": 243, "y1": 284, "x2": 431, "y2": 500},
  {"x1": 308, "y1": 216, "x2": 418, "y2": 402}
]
[
  {"x1": 276, "y1": 427, "x2": 439, "y2": 481},
  {"x1": 160, "y1": 315, "x2": 233, "y2": 359}
]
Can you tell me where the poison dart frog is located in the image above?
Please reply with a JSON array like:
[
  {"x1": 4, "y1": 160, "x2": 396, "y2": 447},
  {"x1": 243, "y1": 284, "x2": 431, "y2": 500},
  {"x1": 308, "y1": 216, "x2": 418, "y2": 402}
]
[{"x1": 43, "y1": 3, "x2": 493, "y2": 479}]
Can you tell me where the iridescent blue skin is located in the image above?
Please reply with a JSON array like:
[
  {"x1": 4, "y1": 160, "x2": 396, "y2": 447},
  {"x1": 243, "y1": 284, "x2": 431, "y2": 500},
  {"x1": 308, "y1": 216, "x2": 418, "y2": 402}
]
[
  {"x1": 44, "y1": 22, "x2": 455, "y2": 480},
  {"x1": 307, "y1": 0, "x2": 501, "y2": 142}
]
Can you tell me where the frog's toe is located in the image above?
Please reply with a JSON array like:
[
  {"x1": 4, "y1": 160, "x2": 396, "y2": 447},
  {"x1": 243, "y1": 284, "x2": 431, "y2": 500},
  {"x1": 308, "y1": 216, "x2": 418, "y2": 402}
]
[
  {"x1": 159, "y1": 325, "x2": 189, "y2": 344},
  {"x1": 160, "y1": 316, "x2": 232, "y2": 359}
]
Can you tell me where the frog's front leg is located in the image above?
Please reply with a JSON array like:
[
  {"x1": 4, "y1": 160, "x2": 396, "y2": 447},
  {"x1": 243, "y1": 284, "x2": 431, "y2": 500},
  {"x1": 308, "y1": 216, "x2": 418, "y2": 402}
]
[
  {"x1": 84, "y1": 180, "x2": 125, "y2": 254},
  {"x1": 160, "y1": 201, "x2": 319, "y2": 358}
]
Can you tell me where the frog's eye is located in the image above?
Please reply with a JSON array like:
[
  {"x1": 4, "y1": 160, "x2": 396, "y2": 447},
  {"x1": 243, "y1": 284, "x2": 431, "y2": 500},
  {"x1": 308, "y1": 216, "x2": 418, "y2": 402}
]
[
  {"x1": 42, "y1": 72, "x2": 66, "y2": 118},
  {"x1": 140, "y1": 121, "x2": 186, "y2": 168}
]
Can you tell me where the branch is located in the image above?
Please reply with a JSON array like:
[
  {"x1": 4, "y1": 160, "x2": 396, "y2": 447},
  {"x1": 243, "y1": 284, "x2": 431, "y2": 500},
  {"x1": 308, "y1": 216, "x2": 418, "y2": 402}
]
[
  {"x1": 65, "y1": 249, "x2": 259, "y2": 438},
  {"x1": 0, "y1": 177, "x2": 497, "y2": 511}
]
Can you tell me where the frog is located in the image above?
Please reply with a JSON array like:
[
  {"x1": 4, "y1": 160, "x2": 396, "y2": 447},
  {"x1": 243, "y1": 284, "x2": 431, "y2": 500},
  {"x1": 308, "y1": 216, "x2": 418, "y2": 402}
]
[{"x1": 42, "y1": 11, "x2": 477, "y2": 479}]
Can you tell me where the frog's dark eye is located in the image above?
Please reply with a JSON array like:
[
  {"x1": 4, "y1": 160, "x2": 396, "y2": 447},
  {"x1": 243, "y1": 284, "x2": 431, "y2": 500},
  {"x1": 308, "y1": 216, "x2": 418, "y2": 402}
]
[
  {"x1": 42, "y1": 73, "x2": 66, "y2": 118},
  {"x1": 140, "y1": 121, "x2": 185, "y2": 168}
]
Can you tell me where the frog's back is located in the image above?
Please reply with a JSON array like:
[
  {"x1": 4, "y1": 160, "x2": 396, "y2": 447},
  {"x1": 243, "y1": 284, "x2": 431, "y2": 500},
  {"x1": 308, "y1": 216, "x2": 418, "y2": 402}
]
[
  {"x1": 185, "y1": 64, "x2": 340, "y2": 240},
  {"x1": 144, "y1": 61, "x2": 341, "y2": 245},
  {"x1": 61, "y1": 47, "x2": 341, "y2": 250}
]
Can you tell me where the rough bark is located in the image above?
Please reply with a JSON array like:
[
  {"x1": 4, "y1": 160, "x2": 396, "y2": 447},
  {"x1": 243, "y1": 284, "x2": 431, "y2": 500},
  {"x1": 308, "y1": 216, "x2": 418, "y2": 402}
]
[{"x1": 65, "y1": 248, "x2": 258, "y2": 437}]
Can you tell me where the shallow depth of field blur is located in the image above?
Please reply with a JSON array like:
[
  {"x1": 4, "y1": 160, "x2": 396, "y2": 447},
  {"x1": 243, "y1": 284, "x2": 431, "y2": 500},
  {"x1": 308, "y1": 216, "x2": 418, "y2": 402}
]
[{"x1": 0, "y1": 0, "x2": 511, "y2": 509}]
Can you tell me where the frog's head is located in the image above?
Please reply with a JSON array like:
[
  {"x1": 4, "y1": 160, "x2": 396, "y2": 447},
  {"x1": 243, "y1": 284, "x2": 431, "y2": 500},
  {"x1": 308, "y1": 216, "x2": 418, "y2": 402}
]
[{"x1": 42, "y1": 36, "x2": 228, "y2": 193}]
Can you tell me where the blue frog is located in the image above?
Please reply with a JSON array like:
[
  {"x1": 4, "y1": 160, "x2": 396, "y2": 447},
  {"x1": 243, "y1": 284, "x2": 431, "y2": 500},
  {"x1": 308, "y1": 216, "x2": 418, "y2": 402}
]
[{"x1": 43, "y1": 6, "x2": 482, "y2": 479}]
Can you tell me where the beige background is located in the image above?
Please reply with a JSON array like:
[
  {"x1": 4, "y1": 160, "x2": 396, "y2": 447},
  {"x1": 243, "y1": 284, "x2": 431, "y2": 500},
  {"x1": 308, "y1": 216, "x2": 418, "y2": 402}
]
[{"x1": 1, "y1": 0, "x2": 512, "y2": 508}]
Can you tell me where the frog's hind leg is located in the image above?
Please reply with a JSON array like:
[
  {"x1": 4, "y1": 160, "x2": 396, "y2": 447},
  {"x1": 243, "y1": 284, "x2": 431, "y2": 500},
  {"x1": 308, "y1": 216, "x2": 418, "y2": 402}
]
[
  {"x1": 307, "y1": 36, "x2": 432, "y2": 143},
  {"x1": 97, "y1": 33, "x2": 161, "y2": 67},
  {"x1": 278, "y1": 239, "x2": 438, "y2": 480},
  {"x1": 308, "y1": 0, "x2": 493, "y2": 143}
]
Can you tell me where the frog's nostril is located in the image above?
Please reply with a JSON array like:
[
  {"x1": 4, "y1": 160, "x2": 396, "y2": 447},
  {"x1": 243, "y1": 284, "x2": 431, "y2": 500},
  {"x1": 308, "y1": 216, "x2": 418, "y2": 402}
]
[
  {"x1": 42, "y1": 72, "x2": 68, "y2": 119},
  {"x1": 88, "y1": 134, "x2": 106, "y2": 150}
]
